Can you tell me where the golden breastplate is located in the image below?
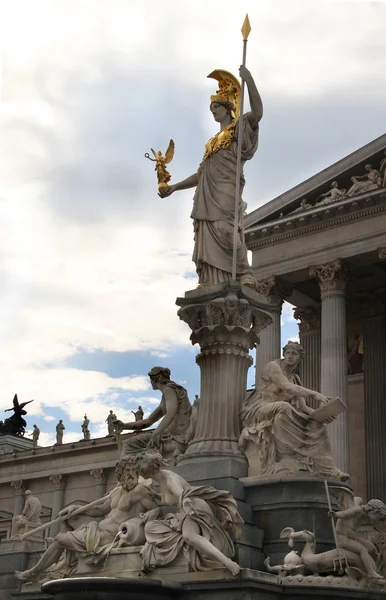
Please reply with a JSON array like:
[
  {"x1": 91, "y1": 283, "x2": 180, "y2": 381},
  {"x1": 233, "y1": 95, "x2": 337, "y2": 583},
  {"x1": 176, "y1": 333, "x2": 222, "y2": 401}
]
[{"x1": 202, "y1": 120, "x2": 237, "y2": 163}]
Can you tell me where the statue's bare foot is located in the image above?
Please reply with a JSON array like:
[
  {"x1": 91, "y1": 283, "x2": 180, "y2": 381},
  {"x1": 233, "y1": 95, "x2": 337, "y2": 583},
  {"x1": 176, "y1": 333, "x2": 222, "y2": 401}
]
[
  {"x1": 225, "y1": 559, "x2": 241, "y2": 576},
  {"x1": 15, "y1": 570, "x2": 38, "y2": 582}
]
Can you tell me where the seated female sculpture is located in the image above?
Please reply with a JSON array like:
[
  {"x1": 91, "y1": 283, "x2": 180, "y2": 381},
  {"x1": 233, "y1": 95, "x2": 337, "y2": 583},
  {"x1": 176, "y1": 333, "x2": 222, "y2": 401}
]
[
  {"x1": 135, "y1": 452, "x2": 243, "y2": 576},
  {"x1": 115, "y1": 367, "x2": 191, "y2": 461},
  {"x1": 239, "y1": 341, "x2": 348, "y2": 480}
]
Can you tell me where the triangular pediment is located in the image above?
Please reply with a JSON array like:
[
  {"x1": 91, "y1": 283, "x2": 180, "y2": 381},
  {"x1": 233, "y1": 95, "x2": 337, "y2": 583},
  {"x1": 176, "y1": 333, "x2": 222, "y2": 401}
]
[{"x1": 245, "y1": 133, "x2": 386, "y2": 228}]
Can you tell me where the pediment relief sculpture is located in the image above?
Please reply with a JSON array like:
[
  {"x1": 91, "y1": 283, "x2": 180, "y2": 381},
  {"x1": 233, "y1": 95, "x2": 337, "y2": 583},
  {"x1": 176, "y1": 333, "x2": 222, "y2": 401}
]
[{"x1": 278, "y1": 152, "x2": 385, "y2": 220}]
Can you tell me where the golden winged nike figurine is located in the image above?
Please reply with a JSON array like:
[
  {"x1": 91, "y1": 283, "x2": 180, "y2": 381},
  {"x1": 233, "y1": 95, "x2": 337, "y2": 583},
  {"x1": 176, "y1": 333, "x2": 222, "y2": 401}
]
[{"x1": 145, "y1": 139, "x2": 175, "y2": 192}]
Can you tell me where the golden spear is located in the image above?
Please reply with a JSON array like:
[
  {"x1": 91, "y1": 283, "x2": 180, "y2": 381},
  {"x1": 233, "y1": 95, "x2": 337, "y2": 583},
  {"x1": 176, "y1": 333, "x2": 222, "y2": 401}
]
[{"x1": 232, "y1": 14, "x2": 251, "y2": 281}]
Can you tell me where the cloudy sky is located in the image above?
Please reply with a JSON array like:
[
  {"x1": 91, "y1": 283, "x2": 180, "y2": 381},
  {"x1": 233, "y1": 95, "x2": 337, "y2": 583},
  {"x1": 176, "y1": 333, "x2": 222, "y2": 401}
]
[{"x1": 0, "y1": 0, "x2": 385, "y2": 446}]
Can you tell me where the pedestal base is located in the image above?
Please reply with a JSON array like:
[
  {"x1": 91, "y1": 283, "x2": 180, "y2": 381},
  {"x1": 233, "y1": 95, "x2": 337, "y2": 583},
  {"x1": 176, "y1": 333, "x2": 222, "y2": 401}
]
[
  {"x1": 31, "y1": 569, "x2": 386, "y2": 600},
  {"x1": 42, "y1": 577, "x2": 181, "y2": 600},
  {"x1": 242, "y1": 475, "x2": 353, "y2": 566},
  {"x1": 0, "y1": 538, "x2": 46, "y2": 597}
]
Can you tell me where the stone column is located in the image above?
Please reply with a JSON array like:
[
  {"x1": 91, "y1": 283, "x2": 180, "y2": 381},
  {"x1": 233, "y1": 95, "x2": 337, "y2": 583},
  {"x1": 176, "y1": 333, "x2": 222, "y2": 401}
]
[
  {"x1": 310, "y1": 259, "x2": 349, "y2": 474},
  {"x1": 10, "y1": 480, "x2": 25, "y2": 518},
  {"x1": 49, "y1": 474, "x2": 66, "y2": 537},
  {"x1": 176, "y1": 282, "x2": 272, "y2": 476},
  {"x1": 293, "y1": 305, "x2": 321, "y2": 407},
  {"x1": 90, "y1": 469, "x2": 107, "y2": 499},
  {"x1": 254, "y1": 277, "x2": 291, "y2": 385},
  {"x1": 363, "y1": 258, "x2": 386, "y2": 501}
]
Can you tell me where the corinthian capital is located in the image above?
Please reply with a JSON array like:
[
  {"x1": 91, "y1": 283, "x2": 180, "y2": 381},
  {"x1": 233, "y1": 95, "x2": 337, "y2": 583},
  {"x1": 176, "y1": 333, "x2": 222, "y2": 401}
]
[
  {"x1": 255, "y1": 276, "x2": 292, "y2": 307},
  {"x1": 49, "y1": 474, "x2": 66, "y2": 490},
  {"x1": 293, "y1": 305, "x2": 321, "y2": 334},
  {"x1": 10, "y1": 480, "x2": 24, "y2": 495},
  {"x1": 309, "y1": 259, "x2": 349, "y2": 296},
  {"x1": 90, "y1": 469, "x2": 107, "y2": 484}
]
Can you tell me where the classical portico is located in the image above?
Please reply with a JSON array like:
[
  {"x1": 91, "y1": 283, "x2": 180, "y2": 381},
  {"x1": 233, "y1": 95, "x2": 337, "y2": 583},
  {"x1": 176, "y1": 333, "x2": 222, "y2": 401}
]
[{"x1": 245, "y1": 134, "x2": 386, "y2": 499}]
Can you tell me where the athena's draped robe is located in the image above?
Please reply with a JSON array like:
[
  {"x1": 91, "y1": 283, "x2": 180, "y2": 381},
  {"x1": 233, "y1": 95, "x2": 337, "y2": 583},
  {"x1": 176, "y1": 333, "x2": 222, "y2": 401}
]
[{"x1": 191, "y1": 114, "x2": 258, "y2": 285}]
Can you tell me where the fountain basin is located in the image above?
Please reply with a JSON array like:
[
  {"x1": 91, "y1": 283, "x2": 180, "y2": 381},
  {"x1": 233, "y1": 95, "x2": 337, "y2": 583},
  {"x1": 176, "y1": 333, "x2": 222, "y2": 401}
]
[{"x1": 42, "y1": 577, "x2": 181, "y2": 600}]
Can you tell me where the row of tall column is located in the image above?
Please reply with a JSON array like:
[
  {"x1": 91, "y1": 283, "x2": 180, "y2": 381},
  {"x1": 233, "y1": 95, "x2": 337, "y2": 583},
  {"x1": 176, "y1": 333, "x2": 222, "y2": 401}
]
[{"x1": 9, "y1": 469, "x2": 108, "y2": 537}]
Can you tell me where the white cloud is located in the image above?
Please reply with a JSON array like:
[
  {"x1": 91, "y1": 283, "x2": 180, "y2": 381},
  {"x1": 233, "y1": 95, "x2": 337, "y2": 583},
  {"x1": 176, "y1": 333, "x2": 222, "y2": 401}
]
[
  {"x1": 281, "y1": 302, "x2": 297, "y2": 325},
  {"x1": 0, "y1": 0, "x2": 385, "y2": 436}
]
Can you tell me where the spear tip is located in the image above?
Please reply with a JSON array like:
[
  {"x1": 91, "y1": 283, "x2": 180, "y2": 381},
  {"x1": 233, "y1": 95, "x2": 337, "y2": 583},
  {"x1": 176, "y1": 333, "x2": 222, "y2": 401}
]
[{"x1": 241, "y1": 14, "x2": 251, "y2": 41}]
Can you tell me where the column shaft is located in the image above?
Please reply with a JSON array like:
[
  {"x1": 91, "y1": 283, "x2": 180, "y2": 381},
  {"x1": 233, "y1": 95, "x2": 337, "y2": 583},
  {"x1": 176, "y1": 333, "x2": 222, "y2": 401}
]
[
  {"x1": 301, "y1": 331, "x2": 321, "y2": 395},
  {"x1": 310, "y1": 259, "x2": 349, "y2": 474},
  {"x1": 364, "y1": 317, "x2": 386, "y2": 501},
  {"x1": 192, "y1": 347, "x2": 252, "y2": 454},
  {"x1": 11, "y1": 481, "x2": 25, "y2": 518},
  {"x1": 49, "y1": 475, "x2": 66, "y2": 537},
  {"x1": 255, "y1": 312, "x2": 281, "y2": 385},
  {"x1": 90, "y1": 469, "x2": 107, "y2": 499},
  {"x1": 176, "y1": 283, "x2": 272, "y2": 466},
  {"x1": 254, "y1": 277, "x2": 291, "y2": 386},
  {"x1": 294, "y1": 305, "x2": 321, "y2": 408}
]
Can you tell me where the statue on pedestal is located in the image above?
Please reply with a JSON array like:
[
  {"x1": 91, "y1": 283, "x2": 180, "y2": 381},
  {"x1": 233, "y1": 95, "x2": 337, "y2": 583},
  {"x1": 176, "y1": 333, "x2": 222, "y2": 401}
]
[
  {"x1": 114, "y1": 367, "x2": 191, "y2": 462},
  {"x1": 134, "y1": 452, "x2": 243, "y2": 576},
  {"x1": 11, "y1": 490, "x2": 41, "y2": 538},
  {"x1": 29, "y1": 424, "x2": 40, "y2": 448},
  {"x1": 158, "y1": 67, "x2": 263, "y2": 288},
  {"x1": 105, "y1": 410, "x2": 117, "y2": 436},
  {"x1": 0, "y1": 394, "x2": 34, "y2": 437},
  {"x1": 239, "y1": 341, "x2": 348, "y2": 480},
  {"x1": 131, "y1": 405, "x2": 144, "y2": 422},
  {"x1": 55, "y1": 419, "x2": 65, "y2": 445},
  {"x1": 81, "y1": 414, "x2": 90, "y2": 440},
  {"x1": 15, "y1": 457, "x2": 160, "y2": 582}
]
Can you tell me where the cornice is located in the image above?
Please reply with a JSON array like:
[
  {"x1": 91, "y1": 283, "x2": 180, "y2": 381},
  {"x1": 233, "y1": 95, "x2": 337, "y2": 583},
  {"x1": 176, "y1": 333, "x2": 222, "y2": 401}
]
[{"x1": 246, "y1": 189, "x2": 386, "y2": 250}]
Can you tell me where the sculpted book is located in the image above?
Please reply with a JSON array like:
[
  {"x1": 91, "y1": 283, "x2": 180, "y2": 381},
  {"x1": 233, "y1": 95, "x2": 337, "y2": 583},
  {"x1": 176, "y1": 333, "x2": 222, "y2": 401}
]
[{"x1": 311, "y1": 397, "x2": 346, "y2": 423}]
